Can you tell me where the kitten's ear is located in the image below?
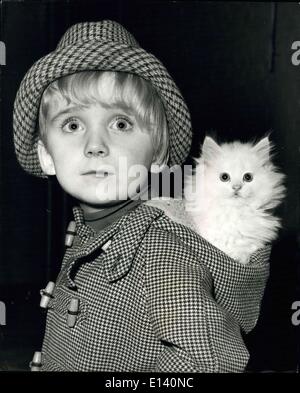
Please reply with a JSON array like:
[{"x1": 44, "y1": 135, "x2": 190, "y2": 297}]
[
  {"x1": 253, "y1": 136, "x2": 271, "y2": 162},
  {"x1": 201, "y1": 136, "x2": 221, "y2": 163}
]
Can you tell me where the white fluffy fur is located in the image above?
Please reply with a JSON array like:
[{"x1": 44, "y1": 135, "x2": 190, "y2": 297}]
[{"x1": 184, "y1": 136, "x2": 286, "y2": 264}]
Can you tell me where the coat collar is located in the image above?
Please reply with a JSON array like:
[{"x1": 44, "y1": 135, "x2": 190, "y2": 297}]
[{"x1": 64, "y1": 203, "x2": 164, "y2": 287}]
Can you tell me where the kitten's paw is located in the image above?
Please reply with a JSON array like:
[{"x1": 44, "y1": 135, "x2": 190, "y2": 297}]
[
  {"x1": 229, "y1": 252, "x2": 251, "y2": 265},
  {"x1": 235, "y1": 255, "x2": 251, "y2": 265}
]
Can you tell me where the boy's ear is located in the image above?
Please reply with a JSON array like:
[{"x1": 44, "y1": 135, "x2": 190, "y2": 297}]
[
  {"x1": 150, "y1": 163, "x2": 163, "y2": 173},
  {"x1": 37, "y1": 140, "x2": 56, "y2": 176},
  {"x1": 150, "y1": 158, "x2": 167, "y2": 174}
]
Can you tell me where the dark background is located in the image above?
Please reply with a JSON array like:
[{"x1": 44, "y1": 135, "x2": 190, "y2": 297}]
[{"x1": 0, "y1": 0, "x2": 299, "y2": 372}]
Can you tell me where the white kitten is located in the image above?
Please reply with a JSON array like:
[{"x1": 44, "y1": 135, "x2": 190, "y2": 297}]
[{"x1": 184, "y1": 136, "x2": 286, "y2": 264}]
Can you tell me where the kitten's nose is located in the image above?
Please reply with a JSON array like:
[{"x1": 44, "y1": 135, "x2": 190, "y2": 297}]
[{"x1": 232, "y1": 183, "x2": 242, "y2": 190}]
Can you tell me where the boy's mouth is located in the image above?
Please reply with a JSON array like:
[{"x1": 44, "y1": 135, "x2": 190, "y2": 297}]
[{"x1": 82, "y1": 170, "x2": 112, "y2": 177}]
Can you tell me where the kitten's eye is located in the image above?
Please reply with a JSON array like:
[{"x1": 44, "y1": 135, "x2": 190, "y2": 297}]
[
  {"x1": 243, "y1": 173, "x2": 253, "y2": 182},
  {"x1": 220, "y1": 173, "x2": 230, "y2": 182}
]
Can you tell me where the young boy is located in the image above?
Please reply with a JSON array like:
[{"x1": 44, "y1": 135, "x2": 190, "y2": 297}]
[{"x1": 13, "y1": 20, "x2": 270, "y2": 372}]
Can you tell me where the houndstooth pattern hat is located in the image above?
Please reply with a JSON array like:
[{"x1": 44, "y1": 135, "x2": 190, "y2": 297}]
[{"x1": 13, "y1": 20, "x2": 193, "y2": 177}]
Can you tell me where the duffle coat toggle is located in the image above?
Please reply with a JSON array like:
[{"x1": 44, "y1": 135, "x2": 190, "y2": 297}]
[
  {"x1": 62, "y1": 205, "x2": 165, "y2": 287},
  {"x1": 67, "y1": 298, "x2": 80, "y2": 328},
  {"x1": 65, "y1": 221, "x2": 76, "y2": 247},
  {"x1": 40, "y1": 281, "x2": 55, "y2": 309},
  {"x1": 29, "y1": 351, "x2": 42, "y2": 371}
]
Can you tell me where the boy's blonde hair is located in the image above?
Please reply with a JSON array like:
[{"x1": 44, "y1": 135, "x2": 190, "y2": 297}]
[{"x1": 38, "y1": 71, "x2": 169, "y2": 166}]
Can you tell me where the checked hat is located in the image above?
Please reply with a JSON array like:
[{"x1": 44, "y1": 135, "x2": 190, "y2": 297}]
[{"x1": 13, "y1": 20, "x2": 192, "y2": 177}]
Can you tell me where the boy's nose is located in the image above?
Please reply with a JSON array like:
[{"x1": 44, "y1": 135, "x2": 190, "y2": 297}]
[
  {"x1": 84, "y1": 134, "x2": 109, "y2": 157},
  {"x1": 85, "y1": 143, "x2": 109, "y2": 157}
]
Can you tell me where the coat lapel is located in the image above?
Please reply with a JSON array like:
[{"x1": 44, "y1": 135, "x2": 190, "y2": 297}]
[{"x1": 63, "y1": 204, "x2": 164, "y2": 287}]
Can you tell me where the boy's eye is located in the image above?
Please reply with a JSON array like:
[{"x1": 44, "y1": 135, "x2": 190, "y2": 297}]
[
  {"x1": 110, "y1": 117, "x2": 133, "y2": 131},
  {"x1": 61, "y1": 118, "x2": 84, "y2": 133}
]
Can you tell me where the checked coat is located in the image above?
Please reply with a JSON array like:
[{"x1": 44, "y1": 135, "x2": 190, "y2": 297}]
[{"x1": 39, "y1": 202, "x2": 270, "y2": 372}]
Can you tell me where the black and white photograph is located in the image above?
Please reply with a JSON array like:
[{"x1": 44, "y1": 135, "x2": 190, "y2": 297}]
[{"x1": 0, "y1": 0, "x2": 299, "y2": 380}]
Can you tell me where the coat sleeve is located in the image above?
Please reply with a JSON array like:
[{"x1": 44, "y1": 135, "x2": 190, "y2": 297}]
[{"x1": 143, "y1": 228, "x2": 253, "y2": 373}]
